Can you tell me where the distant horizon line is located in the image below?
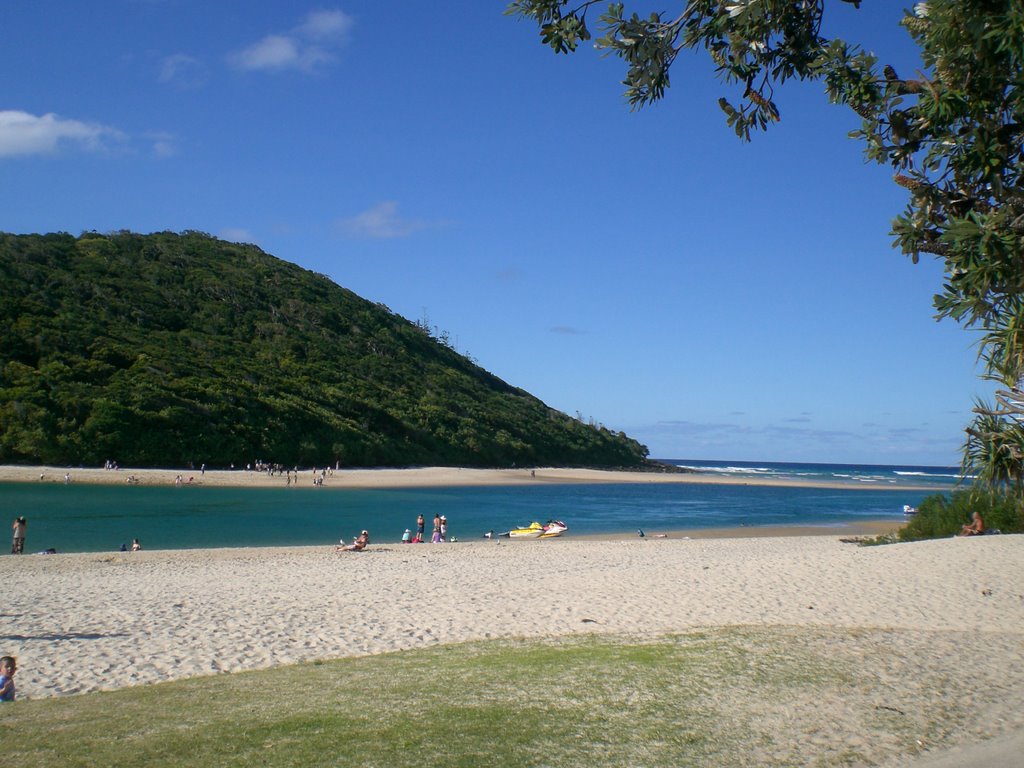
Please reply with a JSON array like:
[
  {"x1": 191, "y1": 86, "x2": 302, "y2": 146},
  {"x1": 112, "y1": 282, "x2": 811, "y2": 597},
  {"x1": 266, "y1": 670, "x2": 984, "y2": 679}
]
[{"x1": 659, "y1": 457, "x2": 960, "y2": 470}]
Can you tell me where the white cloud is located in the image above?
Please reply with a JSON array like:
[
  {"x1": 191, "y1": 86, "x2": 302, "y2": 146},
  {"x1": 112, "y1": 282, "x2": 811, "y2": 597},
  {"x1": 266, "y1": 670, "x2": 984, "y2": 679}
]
[
  {"x1": 219, "y1": 228, "x2": 258, "y2": 245},
  {"x1": 159, "y1": 53, "x2": 207, "y2": 89},
  {"x1": 228, "y1": 9, "x2": 353, "y2": 73},
  {"x1": 630, "y1": 417, "x2": 962, "y2": 464},
  {"x1": 0, "y1": 110, "x2": 125, "y2": 157},
  {"x1": 296, "y1": 9, "x2": 353, "y2": 40},
  {"x1": 145, "y1": 131, "x2": 179, "y2": 157},
  {"x1": 337, "y1": 201, "x2": 431, "y2": 239},
  {"x1": 229, "y1": 35, "x2": 304, "y2": 71}
]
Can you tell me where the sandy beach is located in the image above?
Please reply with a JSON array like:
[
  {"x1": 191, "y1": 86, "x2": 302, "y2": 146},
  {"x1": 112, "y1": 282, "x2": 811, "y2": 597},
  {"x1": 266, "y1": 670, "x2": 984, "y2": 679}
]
[
  {"x1": 3, "y1": 463, "x2": 1019, "y2": 764},
  {"x1": 0, "y1": 462, "x2": 947, "y2": 491},
  {"x1": 2, "y1": 533, "x2": 1022, "y2": 763}
]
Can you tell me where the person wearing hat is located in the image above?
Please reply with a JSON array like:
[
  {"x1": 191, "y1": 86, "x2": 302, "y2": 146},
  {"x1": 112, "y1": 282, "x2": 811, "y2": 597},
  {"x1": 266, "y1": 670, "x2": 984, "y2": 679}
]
[
  {"x1": 336, "y1": 530, "x2": 370, "y2": 552},
  {"x1": 401, "y1": 529, "x2": 411, "y2": 544},
  {"x1": 439, "y1": 515, "x2": 448, "y2": 541}
]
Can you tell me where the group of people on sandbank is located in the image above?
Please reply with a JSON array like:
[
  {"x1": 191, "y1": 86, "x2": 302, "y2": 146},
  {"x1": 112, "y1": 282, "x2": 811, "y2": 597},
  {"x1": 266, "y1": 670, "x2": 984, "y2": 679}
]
[
  {"x1": 334, "y1": 513, "x2": 456, "y2": 553},
  {"x1": 403, "y1": 513, "x2": 451, "y2": 543}
]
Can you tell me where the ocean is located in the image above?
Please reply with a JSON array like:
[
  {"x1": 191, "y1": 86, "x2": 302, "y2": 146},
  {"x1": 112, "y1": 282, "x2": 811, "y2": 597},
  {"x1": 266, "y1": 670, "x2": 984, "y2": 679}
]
[
  {"x1": 669, "y1": 459, "x2": 964, "y2": 490},
  {"x1": 1, "y1": 460, "x2": 965, "y2": 554}
]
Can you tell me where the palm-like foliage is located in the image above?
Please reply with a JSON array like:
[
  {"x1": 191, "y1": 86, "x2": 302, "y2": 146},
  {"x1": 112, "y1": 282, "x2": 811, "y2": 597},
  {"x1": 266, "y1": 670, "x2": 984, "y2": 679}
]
[{"x1": 963, "y1": 401, "x2": 1024, "y2": 491}]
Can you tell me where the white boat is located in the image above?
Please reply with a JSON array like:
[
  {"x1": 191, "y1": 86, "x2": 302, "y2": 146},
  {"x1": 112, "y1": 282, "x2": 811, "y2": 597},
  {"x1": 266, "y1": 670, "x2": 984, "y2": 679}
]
[
  {"x1": 503, "y1": 520, "x2": 568, "y2": 539},
  {"x1": 539, "y1": 520, "x2": 568, "y2": 538}
]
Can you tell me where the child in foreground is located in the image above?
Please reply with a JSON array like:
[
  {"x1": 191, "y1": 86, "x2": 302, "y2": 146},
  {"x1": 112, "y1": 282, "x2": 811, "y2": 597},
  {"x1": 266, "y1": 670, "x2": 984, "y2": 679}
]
[{"x1": 0, "y1": 656, "x2": 15, "y2": 702}]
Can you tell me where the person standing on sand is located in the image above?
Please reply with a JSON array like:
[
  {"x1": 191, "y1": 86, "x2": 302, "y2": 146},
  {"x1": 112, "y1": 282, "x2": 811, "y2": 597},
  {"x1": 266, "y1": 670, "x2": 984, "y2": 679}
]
[
  {"x1": 11, "y1": 517, "x2": 26, "y2": 554},
  {"x1": 416, "y1": 514, "x2": 425, "y2": 542}
]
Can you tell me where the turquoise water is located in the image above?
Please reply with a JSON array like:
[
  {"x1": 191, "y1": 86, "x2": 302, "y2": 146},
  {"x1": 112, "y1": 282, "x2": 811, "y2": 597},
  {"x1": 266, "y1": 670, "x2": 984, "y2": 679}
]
[{"x1": 1, "y1": 460, "x2": 961, "y2": 553}]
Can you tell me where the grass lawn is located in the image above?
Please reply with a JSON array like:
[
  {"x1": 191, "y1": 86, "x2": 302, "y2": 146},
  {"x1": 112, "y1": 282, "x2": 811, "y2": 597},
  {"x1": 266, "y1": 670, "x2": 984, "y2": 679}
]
[{"x1": 0, "y1": 627, "x2": 973, "y2": 767}]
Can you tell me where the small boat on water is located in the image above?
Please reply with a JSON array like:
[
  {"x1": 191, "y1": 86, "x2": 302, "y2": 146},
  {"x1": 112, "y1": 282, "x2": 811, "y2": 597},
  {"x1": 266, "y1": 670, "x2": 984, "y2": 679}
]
[
  {"x1": 503, "y1": 520, "x2": 568, "y2": 539},
  {"x1": 903, "y1": 505, "x2": 918, "y2": 516}
]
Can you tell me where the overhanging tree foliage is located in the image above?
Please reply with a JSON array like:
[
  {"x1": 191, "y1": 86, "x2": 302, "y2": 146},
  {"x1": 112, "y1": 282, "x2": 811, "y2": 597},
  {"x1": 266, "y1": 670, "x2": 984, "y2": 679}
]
[{"x1": 508, "y1": 0, "x2": 1024, "y2": 486}]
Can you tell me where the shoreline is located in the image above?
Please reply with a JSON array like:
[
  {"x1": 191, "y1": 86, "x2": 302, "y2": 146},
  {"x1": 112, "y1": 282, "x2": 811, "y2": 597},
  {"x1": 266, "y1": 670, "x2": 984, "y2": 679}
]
[
  {"x1": 572, "y1": 518, "x2": 903, "y2": 541},
  {"x1": 0, "y1": 463, "x2": 951, "y2": 492}
]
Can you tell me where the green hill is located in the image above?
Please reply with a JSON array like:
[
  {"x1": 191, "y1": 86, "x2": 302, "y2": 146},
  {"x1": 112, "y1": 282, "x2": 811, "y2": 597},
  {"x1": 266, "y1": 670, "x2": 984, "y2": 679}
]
[{"x1": 0, "y1": 231, "x2": 649, "y2": 469}]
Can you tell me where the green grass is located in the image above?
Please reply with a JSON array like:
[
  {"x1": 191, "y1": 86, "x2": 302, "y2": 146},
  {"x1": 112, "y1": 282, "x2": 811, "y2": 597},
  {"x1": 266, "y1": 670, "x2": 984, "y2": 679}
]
[{"x1": 0, "y1": 628, "x2": 991, "y2": 767}]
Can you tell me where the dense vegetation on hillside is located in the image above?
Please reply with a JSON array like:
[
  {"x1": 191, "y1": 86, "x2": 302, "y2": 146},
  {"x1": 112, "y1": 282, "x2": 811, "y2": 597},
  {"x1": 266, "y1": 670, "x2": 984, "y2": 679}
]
[{"x1": 0, "y1": 231, "x2": 649, "y2": 469}]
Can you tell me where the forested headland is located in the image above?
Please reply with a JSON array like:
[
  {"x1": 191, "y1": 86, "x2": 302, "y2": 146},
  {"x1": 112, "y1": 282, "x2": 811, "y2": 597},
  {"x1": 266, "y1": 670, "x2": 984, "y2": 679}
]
[{"x1": 0, "y1": 231, "x2": 649, "y2": 469}]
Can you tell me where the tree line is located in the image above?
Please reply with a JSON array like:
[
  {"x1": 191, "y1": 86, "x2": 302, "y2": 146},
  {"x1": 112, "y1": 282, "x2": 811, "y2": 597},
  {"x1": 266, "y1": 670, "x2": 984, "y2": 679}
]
[{"x1": 0, "y1": 231, "x2": 649, "y2": 469}]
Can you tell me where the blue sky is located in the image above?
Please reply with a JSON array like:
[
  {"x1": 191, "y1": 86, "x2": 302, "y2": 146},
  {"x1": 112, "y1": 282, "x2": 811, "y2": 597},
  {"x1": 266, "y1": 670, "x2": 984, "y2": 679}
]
[{"x1": 1, "y1": 2, "x2": 991, "y2": 466}]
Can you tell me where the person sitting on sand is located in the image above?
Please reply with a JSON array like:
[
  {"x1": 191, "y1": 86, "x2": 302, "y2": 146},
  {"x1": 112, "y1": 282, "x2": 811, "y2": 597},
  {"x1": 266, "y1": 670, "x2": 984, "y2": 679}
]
[
  {"x1": 959, "y1": 511, "x2": 984, "y2": 536},
  {"x1": 131, "y1": 538, "x2": 142, "y2": 551},
  {"x1": 337, "y1": 530, "x2": 370, "y2": 552}
]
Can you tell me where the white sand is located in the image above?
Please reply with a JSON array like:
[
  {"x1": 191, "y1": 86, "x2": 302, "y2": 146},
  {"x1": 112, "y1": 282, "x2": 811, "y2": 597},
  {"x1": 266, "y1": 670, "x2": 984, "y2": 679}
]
[
  {"x1": 4, "y1": 469, "x2": 1018, "y2": 767},
  {"x1": 0, "y1": 463, "x2": 943, "y2": 490},
  {"x1": 1, "y1": 535, "x2": 1019, "y2": 696},
  {"x1": 3, "y1": 532, "x2": 1022, "y2": 765}
]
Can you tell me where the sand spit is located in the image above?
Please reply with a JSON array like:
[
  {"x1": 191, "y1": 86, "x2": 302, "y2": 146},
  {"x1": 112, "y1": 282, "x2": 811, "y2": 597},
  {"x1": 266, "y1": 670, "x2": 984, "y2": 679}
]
[{"x1": 0, "y1": 463, "x2": 945, "y2": 491}]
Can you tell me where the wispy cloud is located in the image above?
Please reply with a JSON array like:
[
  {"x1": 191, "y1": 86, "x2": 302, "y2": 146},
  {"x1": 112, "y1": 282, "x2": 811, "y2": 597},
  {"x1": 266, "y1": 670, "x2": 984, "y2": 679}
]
[
  {"x1": 782, "y1": 415, "x2": 813, "y2": 423},
  {"x1": 227, "y1": 9, "x2": 353, "y2": 73},
  {"x1": 336, "y1": 201, "x2": 434, "y2": 239},
  {"x1": 159, "y1": 53, "x2": 208, "y2": 89},
  {"x1": 296, "y1": 9, "x2": 353, "y2": 40},
  {"x1": 550, "y1": 326, "x2": 586, "y2": 335},
  {"x1": 219, "y1": 228, "x2": 258, "y2": 245},
  {"x1": 631, "y1": 417, "x2": 960, "y2": 463},
  {"x1": 145, "y1": 131, "x2": 179, "y2": 157},
  {"x1": 0, "y1": 110, "x2": 125, "y2": 157}
]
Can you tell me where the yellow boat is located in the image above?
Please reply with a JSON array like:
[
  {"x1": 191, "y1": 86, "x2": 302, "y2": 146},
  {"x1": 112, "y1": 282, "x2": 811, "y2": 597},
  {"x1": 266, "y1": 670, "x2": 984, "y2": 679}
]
[{"x1": 507, "y1": 521, "x2": 545, "y2": 539}]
